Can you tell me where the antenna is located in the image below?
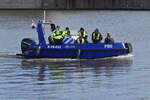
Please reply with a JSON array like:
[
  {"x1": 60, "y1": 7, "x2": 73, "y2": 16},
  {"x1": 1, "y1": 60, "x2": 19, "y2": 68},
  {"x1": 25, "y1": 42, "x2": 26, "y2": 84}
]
[
  {"x1": 43, "y1": 10, "x2": 51, "y2": 24},
  {"x1": 43, "y1": 10, "x2": 46, "y2": 23}
]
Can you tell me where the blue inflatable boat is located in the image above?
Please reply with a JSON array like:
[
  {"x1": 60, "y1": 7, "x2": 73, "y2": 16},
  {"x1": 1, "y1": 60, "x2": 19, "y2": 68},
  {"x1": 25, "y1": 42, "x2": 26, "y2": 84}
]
[{"x1": 17, "y1": 22, "x2": 132, "y2": 59}]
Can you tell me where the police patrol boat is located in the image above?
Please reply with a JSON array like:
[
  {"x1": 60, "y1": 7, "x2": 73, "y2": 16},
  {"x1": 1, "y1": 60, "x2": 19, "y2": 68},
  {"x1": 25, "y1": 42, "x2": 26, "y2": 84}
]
[{"x1": 17, "y1": 21, "x2": 132, "y2": 59}]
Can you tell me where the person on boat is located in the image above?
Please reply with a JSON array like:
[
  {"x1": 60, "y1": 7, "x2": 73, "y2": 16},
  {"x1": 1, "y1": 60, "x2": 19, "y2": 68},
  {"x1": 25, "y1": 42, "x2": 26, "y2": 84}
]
[
  {"x1": 52, "y1": 26, "x2": 63, "y2": 45},
  {"x1": 75, "y1": 36, "x2": 85, "y2": 44},
  {"x1": 105, "y1": 32, "x2": 114, "y2": 43},
  {"x1": 92, "y1": 28, "x2": 103, "y2": 44},
  {"x1": 78, "y1": 28, "x2": 88, "y2": 43},
  {"x1": 62, "y1": 27, "x2": 71, "y2": 39}
]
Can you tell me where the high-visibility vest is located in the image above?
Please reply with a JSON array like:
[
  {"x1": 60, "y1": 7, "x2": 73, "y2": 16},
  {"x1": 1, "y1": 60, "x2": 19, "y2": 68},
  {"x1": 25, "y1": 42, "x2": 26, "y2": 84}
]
[
  {"x1": 52, "y1": 30, "x2": 63, "y2": 39},
  {"x1": 78, "y1": 31, "x2": 87, "y2": 38},
  {"x1": 62, "y1": 30, "x2": 68, "y2": 38},
  {"x1": 77, "y1": 38, "x2": 85, "y2": 44},
  {"x1": 93, "y1": 32, "x2": 100, "y2": 40}
]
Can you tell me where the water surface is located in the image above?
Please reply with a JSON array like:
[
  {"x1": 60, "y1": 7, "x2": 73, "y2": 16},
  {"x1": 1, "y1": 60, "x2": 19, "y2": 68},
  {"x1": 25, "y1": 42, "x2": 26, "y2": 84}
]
[{"x1": 0, "y1": 10, "x2": 149, "y2": 100}]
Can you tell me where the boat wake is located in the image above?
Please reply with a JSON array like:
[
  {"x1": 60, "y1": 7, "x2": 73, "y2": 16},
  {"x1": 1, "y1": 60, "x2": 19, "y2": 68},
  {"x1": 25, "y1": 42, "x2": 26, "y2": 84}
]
[
  {"x1": 0, "y1": 52, "x2": 133, "y2": 63},
  {"x1": 21, "y1": 54, "x2": 134, "y2": 63},
  {"x1": 0, "y1": 52, "x2": 18, "y2": 58},
  {"x1": 109, "y1": 54, "x2": 133, "y2": 59}
]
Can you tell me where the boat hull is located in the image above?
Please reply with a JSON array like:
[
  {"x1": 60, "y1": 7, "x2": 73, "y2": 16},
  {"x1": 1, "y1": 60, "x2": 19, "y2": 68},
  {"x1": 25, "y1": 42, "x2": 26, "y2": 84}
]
[{"x1": 18, "y1": 43, "x2": 131, "y2": 59}]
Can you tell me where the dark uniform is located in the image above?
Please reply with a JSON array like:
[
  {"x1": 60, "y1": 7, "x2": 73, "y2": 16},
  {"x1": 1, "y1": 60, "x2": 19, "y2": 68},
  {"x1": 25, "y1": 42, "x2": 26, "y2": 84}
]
[
  {"x1": 105, "y1": 37, "x2": 114, "y2": 43},
  {"x1": 105, "y1": 33, "x2": 114, "y2": 43}
]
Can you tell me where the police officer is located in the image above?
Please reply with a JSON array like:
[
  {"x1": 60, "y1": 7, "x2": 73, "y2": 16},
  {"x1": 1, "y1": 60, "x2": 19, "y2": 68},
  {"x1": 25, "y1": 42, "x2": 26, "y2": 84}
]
[
  {"x1": 52, "y1": 26, "x2": 63, "y2": 45},
  {"x1": 92, "y1": 28, "x2": 103, "y2": 44},
  {"x1": 105, "y1": 32, "x2": 114, "y2": 43},
  {"x1": 62, "y1": 27, "x2": 71, "y2": 39},
  {"x1": 78, "y1": 28, "x2": 88, "y2": 43}
]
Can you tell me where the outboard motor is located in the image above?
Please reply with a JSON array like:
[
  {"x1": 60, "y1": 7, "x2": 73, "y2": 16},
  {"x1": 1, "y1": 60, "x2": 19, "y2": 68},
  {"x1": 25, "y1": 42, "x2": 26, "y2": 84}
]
[
  {"x1": 21, "y1": 38, "x2": 36, "y2": 53},
  {"x1": 125, "y1": 43, "x2": 133, "y2": 53}
]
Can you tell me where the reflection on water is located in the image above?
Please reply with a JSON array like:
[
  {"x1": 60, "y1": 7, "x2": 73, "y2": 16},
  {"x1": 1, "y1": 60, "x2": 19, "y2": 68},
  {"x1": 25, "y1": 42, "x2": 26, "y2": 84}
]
[
  {"x1": 21, "y1": 57, "x2": 133, "y2": 85},
  {"x1": 1, "y1": 56, "x2": 129, "y2": 100},
  {"x1": 0, "y1": 54, "x2": 133, "y2": 100}
]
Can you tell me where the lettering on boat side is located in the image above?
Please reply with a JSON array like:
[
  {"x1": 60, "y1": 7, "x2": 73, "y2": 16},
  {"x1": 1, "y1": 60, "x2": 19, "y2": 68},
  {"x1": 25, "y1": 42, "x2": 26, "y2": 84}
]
[
  {"x1": 104, "y1": 44, "x2": 113, "y2": 48},
  {"x1": 48, "y1": 45, "x2": 61, "y2": 49},
  {"x1": 65, "y1": 45, "x2": 76, "y2": 49}
]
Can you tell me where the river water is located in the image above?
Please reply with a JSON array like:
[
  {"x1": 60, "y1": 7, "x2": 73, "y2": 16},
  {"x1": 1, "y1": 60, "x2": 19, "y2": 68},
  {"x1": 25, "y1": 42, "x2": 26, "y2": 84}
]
[{"x1": 0, "y1": 10, "x2": 149, "y2": 100}]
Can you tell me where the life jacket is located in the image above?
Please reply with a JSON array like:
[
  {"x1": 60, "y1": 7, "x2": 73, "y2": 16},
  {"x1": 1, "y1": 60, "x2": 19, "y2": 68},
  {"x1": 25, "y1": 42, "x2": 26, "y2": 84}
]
[
  {"x1": 52, "y1": 30, "x2": 63, "y2": 39},
  {"x1": 78, "y1": 31, "x2": 87, "y2": 38},
  {"x1": 77, "y1": 38, "x2": 85, "y2": 44},
  {"x1": 92, "y1": 32, "x2": 100, "y2": 40}
]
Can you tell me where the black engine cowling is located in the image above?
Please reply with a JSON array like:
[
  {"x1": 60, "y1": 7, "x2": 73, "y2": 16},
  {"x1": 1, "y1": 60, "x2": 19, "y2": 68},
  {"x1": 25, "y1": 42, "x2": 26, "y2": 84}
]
[
  {"x1": 21, "y1": 38, "x2": 36, "y2": 53},
  {"x1": 125, "y1": 43, "x2": 133, "y2": 53}
]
